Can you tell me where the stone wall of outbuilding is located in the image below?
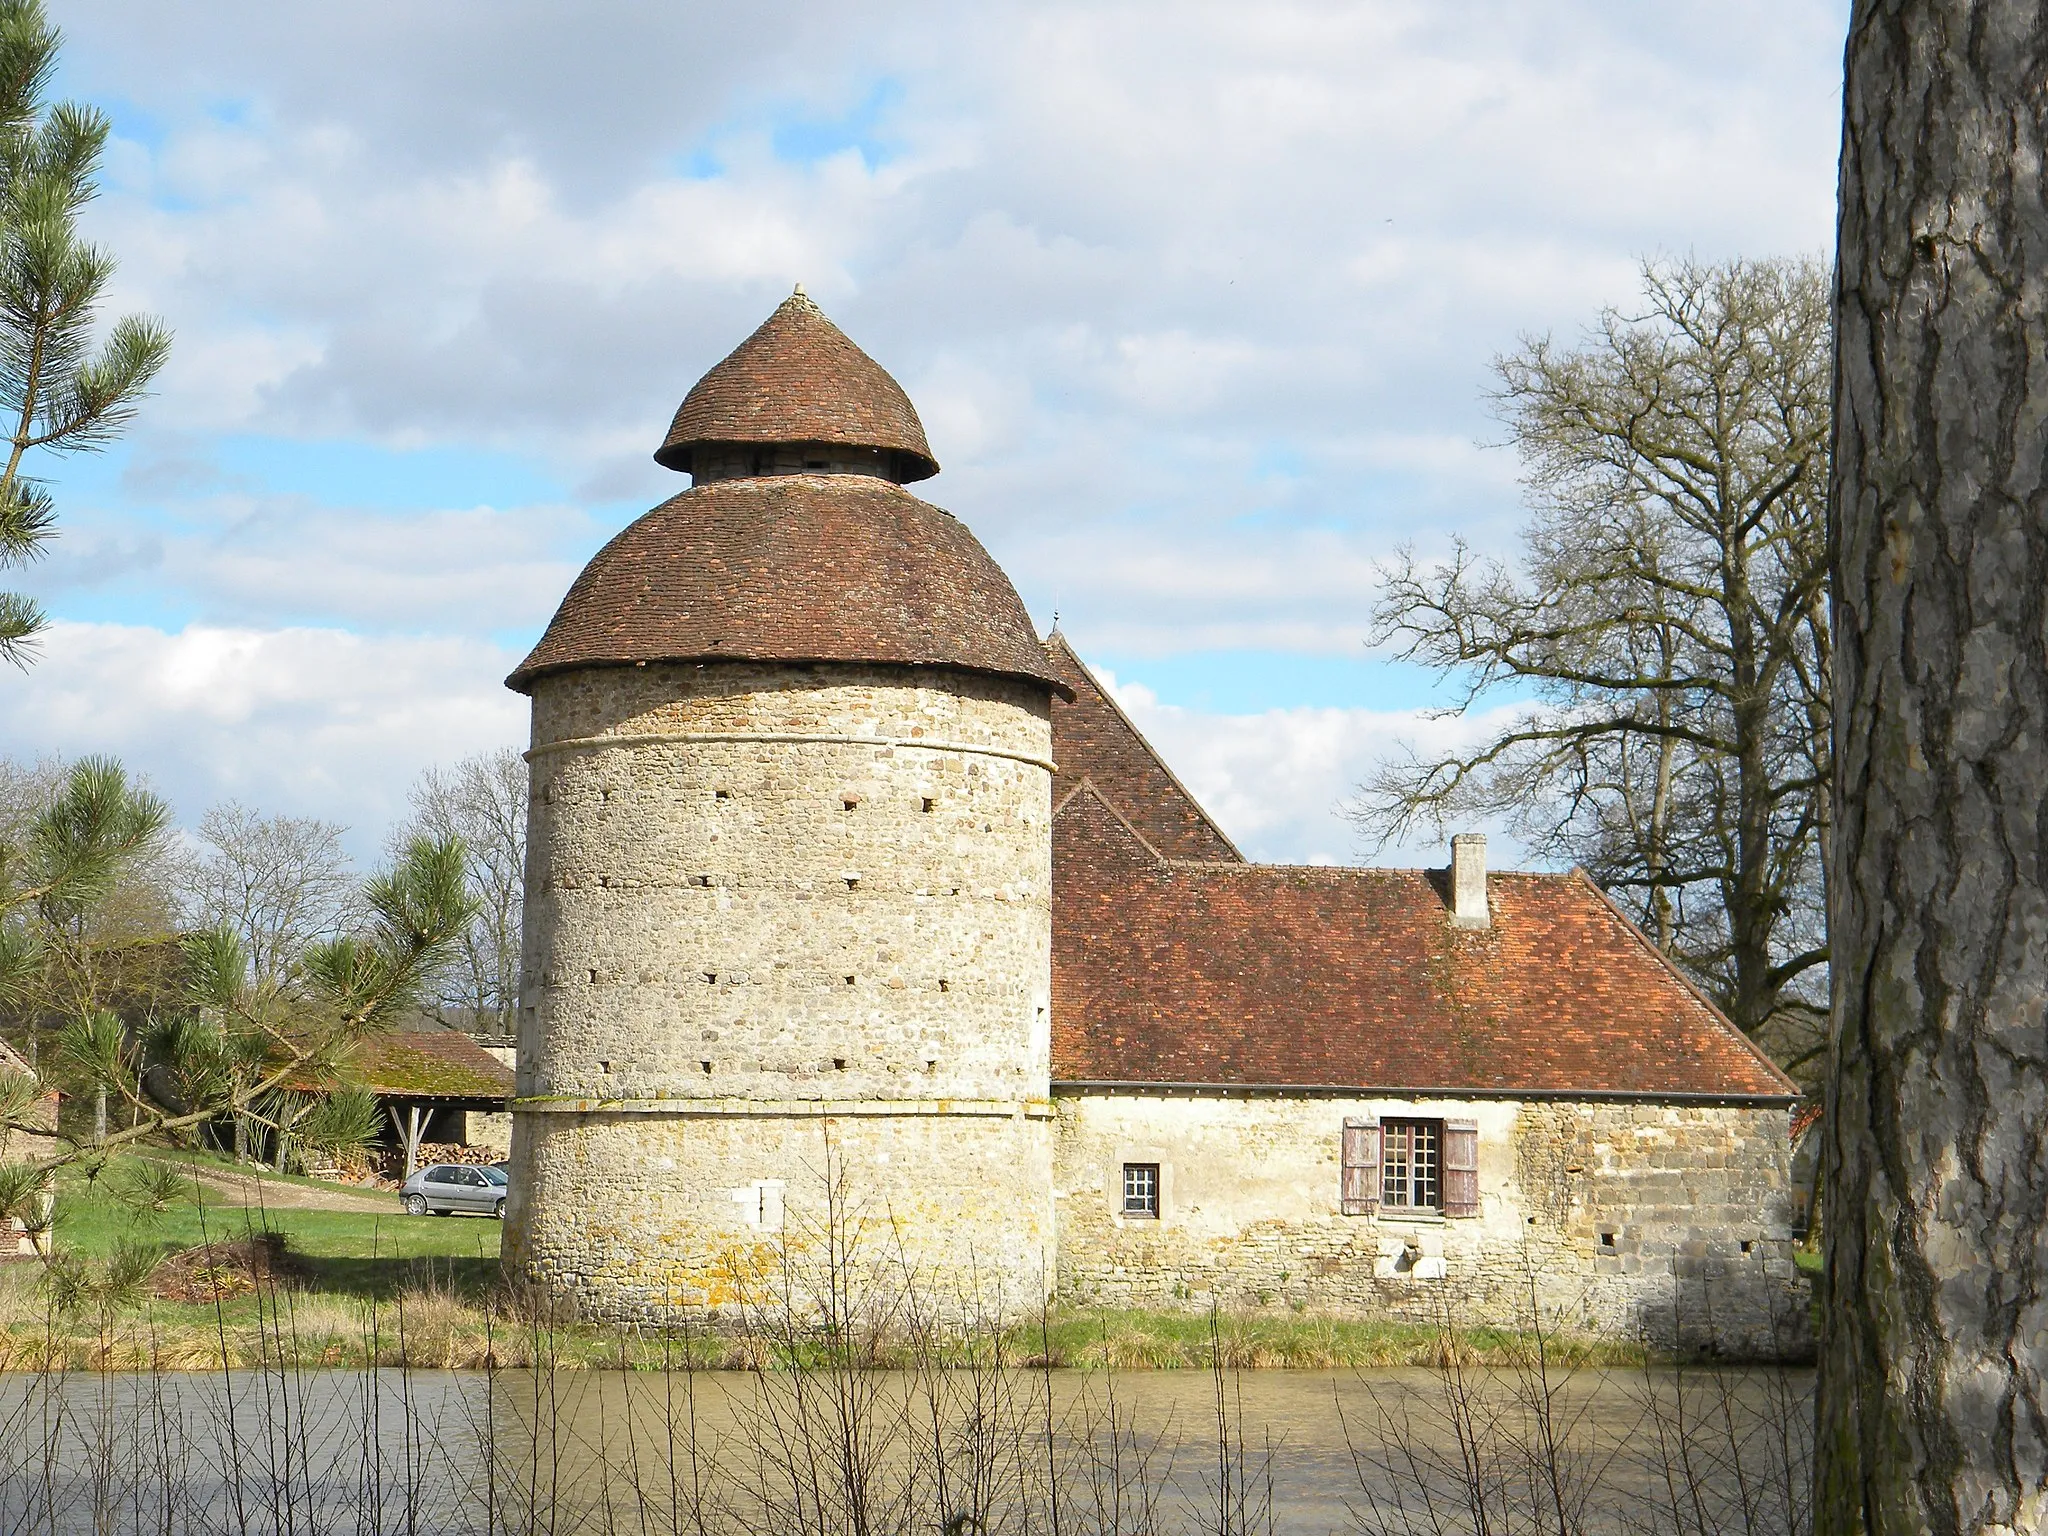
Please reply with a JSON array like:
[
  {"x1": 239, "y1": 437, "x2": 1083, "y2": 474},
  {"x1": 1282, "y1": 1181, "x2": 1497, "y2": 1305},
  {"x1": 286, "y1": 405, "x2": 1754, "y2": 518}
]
[
  {"x1": 1052, "y1": 1091, "x2": 1809, "y2": 1358},
  {"x1": 505, "y1": 659, "x2": 1056, "y2": 1320},
  {"x1": 0, "y1": 1076, "x2": 59, "y2": 1257}
]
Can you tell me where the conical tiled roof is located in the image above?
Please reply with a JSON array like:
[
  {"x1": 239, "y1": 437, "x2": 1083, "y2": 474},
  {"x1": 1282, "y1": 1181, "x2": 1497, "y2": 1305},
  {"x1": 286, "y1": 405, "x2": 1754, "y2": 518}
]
[
  {"x1": 507, "y1": 476, "x2": 1068, "y2": 695},
  {"x1": 654, "y1": 291, "x2": 939, "y2": 482}
]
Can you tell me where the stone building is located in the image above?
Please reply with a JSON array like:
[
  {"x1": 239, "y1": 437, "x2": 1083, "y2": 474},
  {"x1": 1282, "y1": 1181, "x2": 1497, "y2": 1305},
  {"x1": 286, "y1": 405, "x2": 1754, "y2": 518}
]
[
  {"x1": 504, "y1": 291, "x2": 1065, "y2": 1318},
  {"x1": 0, "y1": 1037, "x2": 58, "y2": 1256},
  {"x1": 1042, "y1": 642, "x2": 1805, "y2": 1353},
  {"x1": 503, "y1": 293, "x2": 1805, "y2": 1352}
]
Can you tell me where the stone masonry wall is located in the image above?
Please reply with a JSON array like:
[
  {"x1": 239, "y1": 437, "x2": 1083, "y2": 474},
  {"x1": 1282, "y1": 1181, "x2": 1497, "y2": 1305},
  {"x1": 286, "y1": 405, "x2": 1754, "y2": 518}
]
[
  {"x1": 514, "y1": 1107, "x2": 1052, "y2": 1321},
  {"x1": 1054, "y1": 1092, "x2": 1809, "y2": 1358},
  {"x1": 506, "y1": 661, "x2": 1056, "y2": 1319}
]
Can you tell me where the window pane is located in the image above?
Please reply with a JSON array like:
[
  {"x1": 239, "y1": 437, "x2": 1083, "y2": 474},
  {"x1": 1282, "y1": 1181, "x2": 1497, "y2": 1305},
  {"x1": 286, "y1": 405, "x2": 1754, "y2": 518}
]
[
  {"x1": 1382, "y1": 1125, "x2": 1411, "y2": 1207},
  {"x1": 1381, "y1": 1120, "x2": 1443, "y2": 1210},
  {"x1": 1413, "y1": 1121, "x2": 1440, "y2": 1211},
  {"x1": 1122, "y1": 1162, "x2": 1159, "y2": 1217}
]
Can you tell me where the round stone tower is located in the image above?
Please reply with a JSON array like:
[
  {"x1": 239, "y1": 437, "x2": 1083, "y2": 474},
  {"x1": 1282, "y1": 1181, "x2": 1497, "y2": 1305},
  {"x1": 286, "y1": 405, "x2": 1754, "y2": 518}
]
[{"x1": 501, "y1": 292, "x2": 1066, "y2": 1321}]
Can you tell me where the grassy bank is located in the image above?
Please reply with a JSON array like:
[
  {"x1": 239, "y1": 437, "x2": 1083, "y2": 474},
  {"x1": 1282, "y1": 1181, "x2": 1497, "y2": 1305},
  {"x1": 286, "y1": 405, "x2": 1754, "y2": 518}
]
[
  {"x1": 0, "y1": 1158, "x2": 1649, "y2": 1373},
  {"x1": 0, "y1": 1278, "x2": 1644, "y2": 1374}
]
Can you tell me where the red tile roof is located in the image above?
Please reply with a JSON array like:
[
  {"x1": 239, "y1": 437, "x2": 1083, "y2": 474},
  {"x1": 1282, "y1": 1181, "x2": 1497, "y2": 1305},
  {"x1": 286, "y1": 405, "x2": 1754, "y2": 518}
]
[
  {"x1": 654, "y1": 292, "x2": 938, "y2": 482},
  {"x1": 1045, "y1": 634, "x2": 1242, "y2": 861},
  {"x1": 1050, "y1": 779, "x2": 1797, "y2": 1101},
  {"x1": 508, "y1": 476, "x2": 1071, "y2": 696},
  {"x1": 352, "y1": 1031, "x2": 514, "y2": 1102}
]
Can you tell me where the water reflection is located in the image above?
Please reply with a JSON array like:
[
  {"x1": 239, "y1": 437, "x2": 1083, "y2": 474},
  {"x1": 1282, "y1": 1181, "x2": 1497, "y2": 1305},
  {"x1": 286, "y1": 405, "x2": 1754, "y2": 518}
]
[{"x1": 0, "y1": 1365, "x2": 1813, "y2": 1535}]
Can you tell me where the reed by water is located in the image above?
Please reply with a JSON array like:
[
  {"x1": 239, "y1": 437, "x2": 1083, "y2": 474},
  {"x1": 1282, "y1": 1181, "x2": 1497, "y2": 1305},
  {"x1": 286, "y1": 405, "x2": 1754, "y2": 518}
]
[{"x1": 0, "y1": 1209, "x2": 1814, "y2": 1536}]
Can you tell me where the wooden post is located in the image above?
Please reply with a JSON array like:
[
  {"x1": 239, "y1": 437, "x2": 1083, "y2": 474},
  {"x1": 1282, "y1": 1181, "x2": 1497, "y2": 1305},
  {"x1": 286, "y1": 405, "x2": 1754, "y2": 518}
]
[{"x1": 403, "y1": 1105, "x2": 424, "y2": 1177}]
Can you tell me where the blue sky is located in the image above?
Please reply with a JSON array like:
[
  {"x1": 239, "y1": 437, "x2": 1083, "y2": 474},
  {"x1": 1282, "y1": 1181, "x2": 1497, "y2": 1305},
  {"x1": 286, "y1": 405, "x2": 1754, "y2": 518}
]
[{"x1": 0, "y1": 0, "x2": 1848, "y2": 865}]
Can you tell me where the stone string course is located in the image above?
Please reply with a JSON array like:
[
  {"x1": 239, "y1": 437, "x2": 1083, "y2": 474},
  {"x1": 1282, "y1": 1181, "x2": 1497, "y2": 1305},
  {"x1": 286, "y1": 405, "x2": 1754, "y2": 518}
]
[
  {"x1": 504, "y1": 657, "x2": 1805, "y2": 1353},
  {"x1": 505, "y1": 661, "x2": 1056, "y2": 1318}
]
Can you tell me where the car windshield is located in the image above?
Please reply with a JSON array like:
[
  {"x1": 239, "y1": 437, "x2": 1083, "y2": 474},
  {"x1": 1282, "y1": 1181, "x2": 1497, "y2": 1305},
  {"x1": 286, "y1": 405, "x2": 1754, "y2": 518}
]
[{"x1": 481, "y1": 1167, "x2": 507, "y2": 1186}]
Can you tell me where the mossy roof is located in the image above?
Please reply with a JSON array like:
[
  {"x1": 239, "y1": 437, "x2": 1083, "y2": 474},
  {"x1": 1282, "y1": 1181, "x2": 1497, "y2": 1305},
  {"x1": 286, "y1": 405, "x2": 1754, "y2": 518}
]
[{"x1": 352, "y1": 1030, "x2": 513, "y2": 1102}]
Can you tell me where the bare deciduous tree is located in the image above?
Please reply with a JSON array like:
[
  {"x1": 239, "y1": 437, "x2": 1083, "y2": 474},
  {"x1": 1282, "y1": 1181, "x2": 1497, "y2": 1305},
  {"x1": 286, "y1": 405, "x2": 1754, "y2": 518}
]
[
  {"x1": 393, "y1": 748, "x2": 525, "y2": 1036},
  {"x1": 182, "y1": 802, "x2": 355, "y2": 987},
  {"x1": 1819, "y1": 3, "x2": 2048, "y2": 1531},
  {"x1": 1352, "y1": 256, "x2": 1831, "y2": 1069}
]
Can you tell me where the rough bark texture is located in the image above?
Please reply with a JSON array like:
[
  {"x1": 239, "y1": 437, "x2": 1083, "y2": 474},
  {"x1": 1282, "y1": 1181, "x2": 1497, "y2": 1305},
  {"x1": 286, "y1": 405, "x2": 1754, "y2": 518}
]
[{"x1": 1822, "y1": 3, "x2": 2048, "y2": 1532}]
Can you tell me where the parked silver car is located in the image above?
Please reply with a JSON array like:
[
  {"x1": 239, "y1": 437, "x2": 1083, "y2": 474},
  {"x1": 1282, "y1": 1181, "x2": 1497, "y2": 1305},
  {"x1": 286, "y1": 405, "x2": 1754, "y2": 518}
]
[{"x1": 400, "y1": 1162, "x2": 508, "y2": 1218}]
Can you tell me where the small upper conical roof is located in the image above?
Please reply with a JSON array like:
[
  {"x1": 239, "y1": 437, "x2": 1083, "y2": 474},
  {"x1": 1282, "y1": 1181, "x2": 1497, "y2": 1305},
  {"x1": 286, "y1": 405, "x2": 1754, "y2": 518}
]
[{"x1": 654, "y1": 290, "x2": 939, "y2": 481}]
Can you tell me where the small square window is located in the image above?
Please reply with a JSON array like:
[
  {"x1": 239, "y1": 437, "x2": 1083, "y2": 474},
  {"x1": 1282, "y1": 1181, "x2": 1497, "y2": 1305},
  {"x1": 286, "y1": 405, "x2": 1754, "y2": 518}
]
[{"x1": 1122, "y1": 1163, "x2": 1160, "y2": 1219}]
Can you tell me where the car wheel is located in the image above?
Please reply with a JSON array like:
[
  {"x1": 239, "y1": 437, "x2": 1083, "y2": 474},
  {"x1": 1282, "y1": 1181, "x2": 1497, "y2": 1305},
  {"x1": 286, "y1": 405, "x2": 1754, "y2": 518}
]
[
  {"x1": 494, "y1": 1198, "x2": 506, "y2": 1220},
  {"x1": 404, "y1": 1194, "x2": 426, "y2": 1216}
]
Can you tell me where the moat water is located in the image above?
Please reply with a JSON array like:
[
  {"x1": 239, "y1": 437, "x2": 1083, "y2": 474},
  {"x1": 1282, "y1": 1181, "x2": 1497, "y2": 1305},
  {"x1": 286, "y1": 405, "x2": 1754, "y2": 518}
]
[{"x1": 0, "y1": 1365, "x2": 1813, "y2": 1535}]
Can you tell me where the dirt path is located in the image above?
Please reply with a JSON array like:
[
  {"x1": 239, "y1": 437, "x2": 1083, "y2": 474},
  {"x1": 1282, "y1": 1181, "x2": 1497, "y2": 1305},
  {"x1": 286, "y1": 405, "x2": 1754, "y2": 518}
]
[{"x1": 174, "y1": 1163, "x2": 395, "y2": 1215}]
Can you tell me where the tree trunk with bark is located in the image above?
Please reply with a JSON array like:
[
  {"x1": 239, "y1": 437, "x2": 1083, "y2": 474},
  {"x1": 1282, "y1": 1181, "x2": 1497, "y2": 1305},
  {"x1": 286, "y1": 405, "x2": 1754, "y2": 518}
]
[{"x1": 1821, "y1": 2, "x2": 2048, "y2": 1531}]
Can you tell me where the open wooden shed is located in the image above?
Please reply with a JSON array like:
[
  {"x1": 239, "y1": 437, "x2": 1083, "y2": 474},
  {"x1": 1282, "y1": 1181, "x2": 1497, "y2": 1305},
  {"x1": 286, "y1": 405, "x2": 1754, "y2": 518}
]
[{"x1": 353, "y1": 1029, "x2": 514, "y2": 1175}]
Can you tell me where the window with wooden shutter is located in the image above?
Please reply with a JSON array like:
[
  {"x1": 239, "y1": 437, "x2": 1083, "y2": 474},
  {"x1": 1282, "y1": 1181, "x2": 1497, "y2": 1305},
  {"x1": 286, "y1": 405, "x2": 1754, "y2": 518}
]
[
  {"x1": 1381, "y1": 1120, "x2": 1440, "y2": 1209},
  {"x1": 1443, "y1": 1119, "x2": 1479, "y2": 1217},
  {"x1": 1341, "y1": 1117, "x2": 1380, "y2": 1215}
]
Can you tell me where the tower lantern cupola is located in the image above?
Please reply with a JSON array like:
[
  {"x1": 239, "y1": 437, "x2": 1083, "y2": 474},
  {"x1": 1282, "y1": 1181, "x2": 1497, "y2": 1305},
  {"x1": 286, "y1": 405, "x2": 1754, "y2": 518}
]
[{"x1": 653, "y1": 287, "x2": 940, "y2": 484}]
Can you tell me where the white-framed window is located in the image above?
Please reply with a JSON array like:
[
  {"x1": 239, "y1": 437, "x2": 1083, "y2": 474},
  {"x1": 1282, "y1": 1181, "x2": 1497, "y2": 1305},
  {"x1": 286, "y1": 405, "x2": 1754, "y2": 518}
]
[
  {"x1": 1381, "y1": 1119, "x2": 1441, "y2": 1211},
  {"x1": 1122, "y1": 1162, "x2": 1160, "y2": 1219}
]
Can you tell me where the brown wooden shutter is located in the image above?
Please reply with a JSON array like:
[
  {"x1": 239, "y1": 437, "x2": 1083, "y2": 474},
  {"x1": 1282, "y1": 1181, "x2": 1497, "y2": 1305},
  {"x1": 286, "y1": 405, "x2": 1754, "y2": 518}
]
[
  {"x1": 1341, "y1": 1117, "x2": 1380, "y2": 1215},
  {"x1": 1443, "y1": 1119, "x2": 1479, "y2": 1217}
]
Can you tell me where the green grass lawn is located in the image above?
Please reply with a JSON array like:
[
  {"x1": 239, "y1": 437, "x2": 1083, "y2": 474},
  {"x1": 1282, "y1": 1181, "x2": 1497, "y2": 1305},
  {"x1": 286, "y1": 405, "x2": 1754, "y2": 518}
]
[{"x1": 50, "y1": 1159, "x2": 504, "y2": 1300}]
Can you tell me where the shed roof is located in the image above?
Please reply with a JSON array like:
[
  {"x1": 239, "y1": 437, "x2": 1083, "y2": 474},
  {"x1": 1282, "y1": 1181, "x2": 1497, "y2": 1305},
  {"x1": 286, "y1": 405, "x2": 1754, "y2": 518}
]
[
  {"x1": 508, "y1": 475, "x2": 1069, "y2": 695},
  {"x1": 352, "y1": 1031, "x2": 513, "y2": 1102},
  {"x1": 654, "y1": 291, "x2": 938, "y2": 481}
]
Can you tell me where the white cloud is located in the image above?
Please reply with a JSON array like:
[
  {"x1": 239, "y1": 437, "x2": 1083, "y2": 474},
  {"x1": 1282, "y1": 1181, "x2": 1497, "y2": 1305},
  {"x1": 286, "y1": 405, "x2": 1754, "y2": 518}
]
[
  {"x1": 63, "y1": 0, "x2": 1841, "y2": 489},
  {"x1": 42, "y1": 494, "x2": 593, "y2": 634},
  {"x1": 1096, "y1": 668, "x2": 1534, "y2": 868},
  {"x1": 0, "y1": 622, "x2": 526, "y2": 854},
  {"x1": 1, "y1": 0, "x2": 1848, "y2": 845}
]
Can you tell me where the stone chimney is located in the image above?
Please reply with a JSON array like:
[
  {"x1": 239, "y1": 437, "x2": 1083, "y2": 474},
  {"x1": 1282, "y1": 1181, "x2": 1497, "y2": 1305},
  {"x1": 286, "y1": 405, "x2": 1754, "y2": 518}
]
[{"x1": 1451, "y1": 834, "x2": 1489, "y2": 929}]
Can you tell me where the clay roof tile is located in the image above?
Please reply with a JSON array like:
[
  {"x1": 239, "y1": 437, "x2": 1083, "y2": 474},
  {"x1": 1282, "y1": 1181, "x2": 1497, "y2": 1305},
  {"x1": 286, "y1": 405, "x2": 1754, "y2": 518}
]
[
  {"x1": 1049, "y1": 766, "x2": 1797, "y2": 1101},
  {"x1": 508, "y1": 477, "x2": 1068, "y2": 695},
  {"x1": 654, "y1": 291, "x2": 938, "y2": 481},
  {"x1": 352, "y1": 1031, "x2": 514, "y2": 1102},
  {"x1": 1044, "y1": 634, "x2": 1242, "y2": 861}
]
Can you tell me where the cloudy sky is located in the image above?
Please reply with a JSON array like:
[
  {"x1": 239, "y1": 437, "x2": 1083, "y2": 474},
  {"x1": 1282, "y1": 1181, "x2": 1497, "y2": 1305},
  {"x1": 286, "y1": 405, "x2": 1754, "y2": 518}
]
[{"x1": 0, "y1": 0, "x2": 1847, "y2": 866}]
